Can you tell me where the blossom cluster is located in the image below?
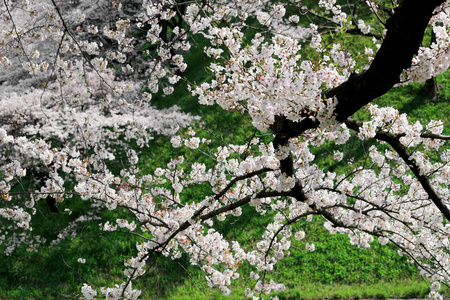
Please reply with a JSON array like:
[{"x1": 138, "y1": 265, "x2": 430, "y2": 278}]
[{"x1": 401, "y1": 2, "x2": 450, "y2": 83}]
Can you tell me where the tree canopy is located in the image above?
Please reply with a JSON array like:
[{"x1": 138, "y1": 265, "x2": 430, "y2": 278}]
[{"x1": 1, "y1": 0, "x2": 450, "y2": 299}]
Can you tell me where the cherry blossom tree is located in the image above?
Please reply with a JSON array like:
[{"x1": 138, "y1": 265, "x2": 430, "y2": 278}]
[{"x1": 2, "y1": 0, "x2": 450, "y2": 299}]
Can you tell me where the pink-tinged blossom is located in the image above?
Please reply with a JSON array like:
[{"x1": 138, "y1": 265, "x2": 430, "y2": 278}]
[{"x1": 81, "y1": 283, "x2": 97, "y2": 299}]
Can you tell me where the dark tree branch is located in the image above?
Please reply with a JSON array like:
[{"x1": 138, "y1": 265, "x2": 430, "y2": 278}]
[
  {"x1": 330, "y1": 0, "x2": 444, "y2": 121},
  {"x1": 299, "y1": 3, "x2": 383, "y2": 39},
  {"x1": 345, "y1": 118, "x2": 450, "y2": 221},
  {"x1": 274, "y1": 0, "x2": 445, "y2": 138},
  {"x1": 345, "y1": 28, "x2": 382, "y2": 40}
]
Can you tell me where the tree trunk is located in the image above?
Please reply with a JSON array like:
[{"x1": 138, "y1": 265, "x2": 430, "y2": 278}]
[
  {"x1": 425, "y1": 76, "x2": 440, "y2": 103},
  {"x1": 271, "y1": 0, "x2": 446, "y2": 139}
]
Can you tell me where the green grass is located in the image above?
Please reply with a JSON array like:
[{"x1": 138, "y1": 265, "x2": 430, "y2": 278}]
[{"x1": 275, "y1": 279, "x2": 434, "y2": 300}]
